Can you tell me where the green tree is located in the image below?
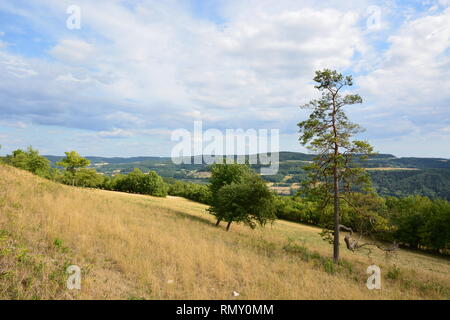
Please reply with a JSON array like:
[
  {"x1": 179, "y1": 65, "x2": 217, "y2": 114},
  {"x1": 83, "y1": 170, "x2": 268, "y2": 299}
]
[
  {"x1": 5, "y1": 146, "x2": 51, "y2": 177},
  {"x1": 140, "y1": 171, "x2": 168, "y2": 197},
  {"x1": 112, "y1": 168, "x2": 167, "y2": 197},
  {"x1": 56, "y1": 151, "x2": 90, "y2": 186},
  {"x1": 421, "y1": 199, "x2": 450, "y2": 252},
  {"x1": 208, "y1": 163, "x2": 250, "y2": 226},
  {"x1": 298, "y1": 69, "x2": 375, "y2": 262},
  {"x1": 74, "y1": 168, "x2": 104, "y2": 188},
  {"x1": 211, "y1": 172, "x2": 276, "y2": 231},
  {"x1": 386, "y1": 196, "x2": 450, "y2": 252},
  {"x1": 168, "y1": 181, "x2": 211, "y2": 204}
]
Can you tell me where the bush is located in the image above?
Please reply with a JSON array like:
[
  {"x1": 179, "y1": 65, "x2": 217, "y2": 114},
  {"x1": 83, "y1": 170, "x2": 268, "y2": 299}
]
[
  {"x1": 386, "y1": 196, "x2": 450, "y2": 252},
  {"x1": 274, "y1": 196, "x2": 320, "y2": 225},
  {"x1": 74, "y1": 168, "x2": 105, "y2": 188},
  {"x1": 111, "y1": 168, "x2": 167, "y2": 197},
  {"x1": 386, "y1": 265, "x2": 402, "y2": 280},
  {"x1": 5, "y1": 147, "x2": 51, "y2": 178},
  {"x1": 168, "y1": 181, "x2": 211, "y2": 204}
]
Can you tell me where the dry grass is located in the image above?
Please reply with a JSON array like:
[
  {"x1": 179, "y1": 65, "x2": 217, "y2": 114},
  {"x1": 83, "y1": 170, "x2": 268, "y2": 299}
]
[{"x1": 0, "y1": 164, "x2": 449, "y2": 300}]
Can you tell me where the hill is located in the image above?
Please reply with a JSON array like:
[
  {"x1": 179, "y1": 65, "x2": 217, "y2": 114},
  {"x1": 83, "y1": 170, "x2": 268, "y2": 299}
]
[
  {"x1": 44, "y1": 152, "x2": 450, "y2": 200},
  {"x1": 0, "y1": 164, "x2": 449, "y2": 299}
]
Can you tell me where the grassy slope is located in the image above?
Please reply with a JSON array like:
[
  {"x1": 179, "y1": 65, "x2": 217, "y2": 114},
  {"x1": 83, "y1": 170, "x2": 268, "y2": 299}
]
[{"x1": 0, "y1": 164, "x2": 449, "y2": 300}]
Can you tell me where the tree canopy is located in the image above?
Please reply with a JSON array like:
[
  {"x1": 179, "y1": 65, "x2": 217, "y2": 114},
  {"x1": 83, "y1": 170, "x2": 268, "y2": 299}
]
[
  {"x1": 5, "y1": 146, "x2": 51, "y2": 177},
  {"x1": 208, "y1": 163, "x2": 276, "y2": 231}
]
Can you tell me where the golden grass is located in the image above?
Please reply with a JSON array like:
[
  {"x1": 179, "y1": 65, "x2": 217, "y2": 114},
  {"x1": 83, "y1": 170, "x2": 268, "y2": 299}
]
[{"x1": 0, "y1": 164, "x2": 449, "y2": 300}]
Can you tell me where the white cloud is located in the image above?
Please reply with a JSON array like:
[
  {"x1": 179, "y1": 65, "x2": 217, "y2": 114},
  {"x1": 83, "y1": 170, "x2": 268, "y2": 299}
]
[
  {"x1": 0, "y1": 51, "x2": 38, "y2": 78},
  {"x1": 438, "y1": 0, "x2": 450, "y2": 6},
  {"x1": 355, "y1": 7, "x2": 450, "y2": 140},
  {"x1": 56, "y1": 72, "x2": 92, "y2": 83},
  {"x1": 1, "y1": 0, "x2": 370, "y2": 131},
  {"x1": 0, "y1": 0, "x2": 449, "y2": 156},
  {"x1": 50, "y1": 39, "x2": 96, "y2": 63},
  {"x1": 97, "y1": 128, "x2": 133, "y2": 139}
]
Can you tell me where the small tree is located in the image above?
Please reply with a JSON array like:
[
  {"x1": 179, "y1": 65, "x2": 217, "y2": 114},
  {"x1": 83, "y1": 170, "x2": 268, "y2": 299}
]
[
  {"x1": 56, "y1": 151, "x2": 90, "y2": 186},
  {"x1": 140, "y1": 171, "x2": 168, "y2": 197},
  {"x1": 298, "y1": 69, "x2": 376, "y2": 262},
  {"x1": 116, "y1": 168, "x2": 144, "y2": 193},
  {"x1": 209, "y1": 165, "x2": 276, "y2": 231},
  {"x1": 74, "y1": 168, "x2": 104, "y2": 188},
  {"x1": 209, "y1": 163, "x2": 250, "y2": 226},
  {"x1": 112, "y1": 168, "x2": 168, "y2": 197}
]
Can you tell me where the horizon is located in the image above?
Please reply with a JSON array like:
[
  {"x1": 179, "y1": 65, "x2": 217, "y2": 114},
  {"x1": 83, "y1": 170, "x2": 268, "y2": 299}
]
[{"x1": 39, "y1": 150, "x2": 449, "y2": 160}]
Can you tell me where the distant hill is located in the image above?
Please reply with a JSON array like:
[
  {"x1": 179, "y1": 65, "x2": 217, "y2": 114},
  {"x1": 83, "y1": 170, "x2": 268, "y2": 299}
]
[
  {"x1": 44, "y1": 151, "x2": 450, "y2": 200},
  {"x1": 44, "y1": 151, "x2": 450, "y2": 168}
]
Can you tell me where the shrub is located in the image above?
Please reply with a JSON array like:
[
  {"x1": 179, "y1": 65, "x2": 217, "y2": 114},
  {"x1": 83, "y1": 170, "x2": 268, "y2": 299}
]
[
  {"x1": 111, "y1": 168, "x2": 168, "y2": 197},
  {"x1": 5, "y1": 147, "x2": 51, "y2": 178},
  {"x1": 168, "y1": 181, "x2": 211, "y2": 204}
]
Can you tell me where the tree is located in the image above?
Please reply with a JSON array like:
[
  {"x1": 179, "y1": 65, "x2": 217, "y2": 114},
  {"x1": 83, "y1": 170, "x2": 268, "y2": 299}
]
[
  {"x1": 114, "y1": 168, "x2": 143, "y2": 193},
  {"x1": 211, "y1": 172, "x2": 276, "y2": 231},
  {"x1": 112, "y1": 168, "x2": 168, "y2": 197},
  {"x1": 208, "y1": 163, "x2": 250, "y2": 226},
  {"x1": 140, "y1": 171, "x2": 168, "y2": 197},
  {"x1": 73, "y1": 168, "x2": 104, "y2": 188},
  {"x1": 386, "y1": 196, "x2": 450, "y2": 252},
  {"x1": 56, "y1": 151, "x2": 90, "y2": 186},
  {"x1": 168, "y1": 181, "x2": 212, "y2": 204},
  {"x1": 5, "y1": 146, "x2": 51, "y2": 177},
  {"x1": 298, "y1": 69, "x2": 375, "y2": 263}
]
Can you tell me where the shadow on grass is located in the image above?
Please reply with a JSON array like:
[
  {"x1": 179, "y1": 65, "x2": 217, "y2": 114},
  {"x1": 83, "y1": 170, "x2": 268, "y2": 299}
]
[{"x1": 165, "y1": 208, "x2": 217, "y2": 228}]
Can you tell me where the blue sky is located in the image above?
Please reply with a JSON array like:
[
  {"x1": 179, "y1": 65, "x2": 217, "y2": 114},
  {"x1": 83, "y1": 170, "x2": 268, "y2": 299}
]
[{"x1": 0, "y1": 0, "x2": 449, "y2": 157}]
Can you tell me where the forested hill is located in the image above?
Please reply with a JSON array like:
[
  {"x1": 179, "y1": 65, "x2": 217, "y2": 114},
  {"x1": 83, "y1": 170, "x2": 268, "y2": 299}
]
[
  {"x1": 44, "y1": 152, "x2": 450, "y2": 169},
  {"x1": 44, "y1": 152, "x2": 450, "y2": 200}
]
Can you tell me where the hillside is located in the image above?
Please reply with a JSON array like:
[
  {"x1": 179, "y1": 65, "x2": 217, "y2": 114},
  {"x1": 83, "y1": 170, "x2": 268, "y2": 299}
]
[{"x1": 0, "y1": 164, "x2": 449, "y2": 299}]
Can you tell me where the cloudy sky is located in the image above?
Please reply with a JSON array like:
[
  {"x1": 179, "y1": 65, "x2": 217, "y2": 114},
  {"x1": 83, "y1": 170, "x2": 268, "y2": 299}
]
[{"x1": 0, "y1": 0, "x2": 449, "y2": 158}]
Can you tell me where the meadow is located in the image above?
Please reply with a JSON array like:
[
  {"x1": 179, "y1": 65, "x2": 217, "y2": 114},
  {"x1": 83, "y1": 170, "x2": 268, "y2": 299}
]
[{"x1": 0, "y1": 164, "x2": 449, "y2": 299}]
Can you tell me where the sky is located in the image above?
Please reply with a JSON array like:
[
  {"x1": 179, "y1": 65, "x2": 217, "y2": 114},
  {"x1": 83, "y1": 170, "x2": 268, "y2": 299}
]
[{"x1": 0, "y1": 0, "x2": 449, "y2": 158}]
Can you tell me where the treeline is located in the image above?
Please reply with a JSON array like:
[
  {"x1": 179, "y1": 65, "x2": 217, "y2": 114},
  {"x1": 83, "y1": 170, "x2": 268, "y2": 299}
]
[
  {"x1": 104, "y1": 168, "x2": 168, "y2": 197},
  {"x1": 165, "y1": 179, "x2": 212, "y2": 204},
  {"x1": 1, "y1": 147, "x2": 213, "y2": 201},
  {"x1": 275, "y1": 193, "x2": 450, "y2": 253},
  {"x1": 1, "y1": 147, "x2": 168, "y2": 197},
  {"x1": 2, "y1": 146, "x2": 449, "y2": 253}
]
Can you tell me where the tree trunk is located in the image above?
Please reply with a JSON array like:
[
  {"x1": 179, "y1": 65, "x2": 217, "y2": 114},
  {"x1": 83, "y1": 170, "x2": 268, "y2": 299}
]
[
  {"x1": 215, "y1": 219, "x2": 221, "y2": 226},
  {"x1": 333, "y1": 165, "x2": 340, "y2": 263},
  {"x1": 226, "y1": 221, "x2": 232, "y2": 231},
  {"x1": 332, "y1": 92, "x2": 340, "y2": 263}
]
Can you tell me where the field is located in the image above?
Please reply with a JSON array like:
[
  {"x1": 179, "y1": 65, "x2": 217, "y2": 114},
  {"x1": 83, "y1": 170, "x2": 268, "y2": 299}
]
[{"x1": 0, "y1": 164, "x2": 449, "y2": 299}]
